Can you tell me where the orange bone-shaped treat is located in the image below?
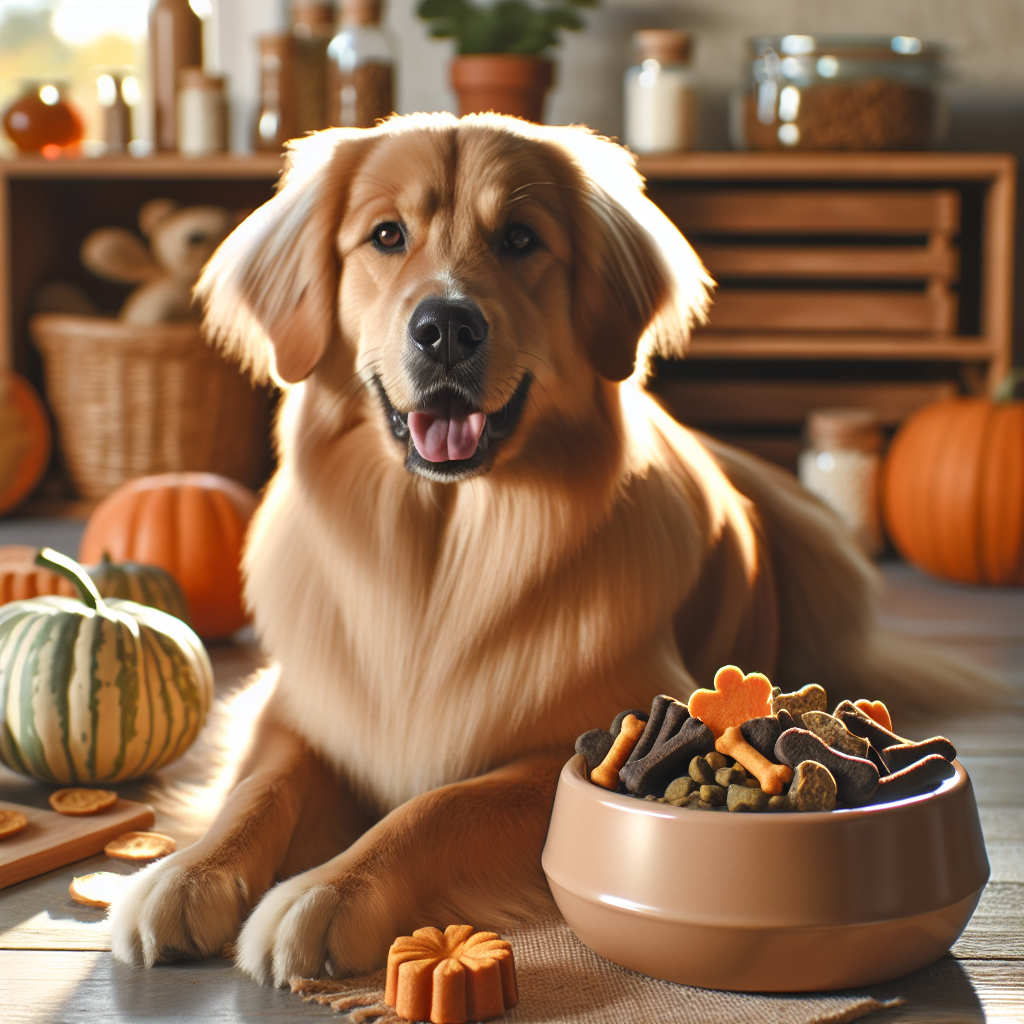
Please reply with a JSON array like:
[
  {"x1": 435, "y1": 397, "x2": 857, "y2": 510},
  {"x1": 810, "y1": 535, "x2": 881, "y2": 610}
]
[
  {"x1": 688, "y1": 665, "x2": 773, "y2": 740},
  {"x1": 854, "y1": 699, "x2": 893, "y2": 732},
  {"x1": 590, "y1": 713, "x2": 645, "y2": 789},
  {"x1": 715, "y1": 725, "x2": 793, "y2": 796},
  {"x1": 385, "y1": 924, "x2": 518, "y2": 1023}
]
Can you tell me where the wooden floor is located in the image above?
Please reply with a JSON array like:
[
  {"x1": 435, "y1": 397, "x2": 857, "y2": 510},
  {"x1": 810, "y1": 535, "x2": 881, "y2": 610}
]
[{"x1": 0, "y1": 524, "x2": 1021, "y2": 1021}]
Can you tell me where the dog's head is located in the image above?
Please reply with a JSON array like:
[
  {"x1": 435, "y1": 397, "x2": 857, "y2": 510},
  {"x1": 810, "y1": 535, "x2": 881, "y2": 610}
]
[{"x1": 198, "y1": 114, "x2": 711, "y2": 483}]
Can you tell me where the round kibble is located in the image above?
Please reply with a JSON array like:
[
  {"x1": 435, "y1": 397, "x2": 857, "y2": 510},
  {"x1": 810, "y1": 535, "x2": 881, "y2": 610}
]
[
  {"x1": 700, "y1": 784, "x2": 726, "y2": 806},
  {"x1": 715, "y1": 766, "x2": 746, "y2": 788},
  {"x1": 790, "y1": 760, "x2": 837, "y2": 812},
  {"x1": 49, "y1": 788, "x2": 118, "y2": 816},
  {"x1": 689, "y1": 755, "x2": 716, "y2": 786},
  {"x1": 664, "y1": 777, "x2": 696, "y2": 805},
  {"x1": 0, "y1": 809, "x2": 28, "y2": 840},
  {"x1": 768, "y1": 794, "x2": 794, "y2": 812},
  {"x1": 705, "y1": 751, "x2": 728, "y2": 772},
  {"x1": 104, "y1": 831, "x2": 176, "y2": 862},
  {"x1": 727, "y1": 784, "x2": 769, "y2": 812}
]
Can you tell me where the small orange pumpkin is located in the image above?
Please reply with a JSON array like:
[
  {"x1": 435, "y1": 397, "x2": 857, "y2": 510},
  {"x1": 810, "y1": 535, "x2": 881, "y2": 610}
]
[
  {"x1": 0, "y1": 545, "x2": 75, "y2": 602},
  {"x1": 79, "y1": 472, "x2": 259, "y2": 638},
  {"x1": 0, "y1": 371, "x2": 51, "y2": 516},
  {"x1": 882, "y1": 381, "x2": 1024, "y2": 585}
]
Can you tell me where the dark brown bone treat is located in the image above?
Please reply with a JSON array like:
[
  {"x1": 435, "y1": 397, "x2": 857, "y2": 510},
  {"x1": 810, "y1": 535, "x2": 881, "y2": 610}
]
[
  {"x1": 740, "y1": 716, "x2": 782, "y2": 760},
  {"x1": 625, "y1": 695, "x2": 672, "y2": 764},
  {"x1": 801, "y1": 711, "x2": 870, "y2": 760},
  {"x1": 772, "y1": 684, "x2": 827, "y2": 721},
  {"x1": 610, "y1": 708, "x2": 648, "y2": 736},
  {"x1": 864, "y1": 741, "x2": 890, "y2": 777},
  {"x1": 790, "y1": 760, "x2": 838, "y2": 812},
  {"x1": 653, "y1": 699, "x2": 690, "y2": 746},
  {"x1": 834, "y1": 701, "x2": 908, "y2": 748},
  {"x1": 619, "y1": 716, "x2": 716, "y2": 796},
  {"x1": 881, "y1": 737, "x2": 957, "y2": 773},
  {"x1": 775, "y1": 728, "x2": 879, "y2": 805},
  {"x1": 868, "y1": 753, "x2": 956, "y2": 804},
  {"x1": 775, "y1": 708, "x2": 798, "y2": 732},
  {"x1": 575, "y1": 729, "x2": 614, "y2": 772}
]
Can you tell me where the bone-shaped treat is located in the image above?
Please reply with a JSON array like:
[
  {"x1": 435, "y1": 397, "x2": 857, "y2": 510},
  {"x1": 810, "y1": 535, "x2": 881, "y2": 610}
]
[
  {"x1": 591, "y1": 714, "x2": 645, "y2": 789},
  {"x1": 775, "y1": 728, "x2": 879, "y2": 805},
  {"x1": 834, "y1": 701, "x2": 908, "y2": 748},
  {"x1": 625, "y1": 695, "x2": 674, "y2": 764},
  {"x1": 716, "y1": 725, "x2": 793, "y2": 796},
  {"x1": 801, "y1": 711, "x2": 870, "y2": 760},
  {"x1": 619, "y1": 716, "x2": 715, "y2": 796},
  {"x1": 868, "y1": 753, "x2": 956, "y2": 804},
  {"x1": 740, "y1": 716, "x2": 782, "y2": 760},
  {"x1": 611, "y1": 707, "x2": 649, "y2": 736},
  {"x1": 772, "y1": 684, "x2": 827, "y2": 721},
  {"x1": 575, "y1": 729, "x2": 613, "y2": 772},
  {"x1": 881, "y1": 737, "x2": 957, "y2": 773}
]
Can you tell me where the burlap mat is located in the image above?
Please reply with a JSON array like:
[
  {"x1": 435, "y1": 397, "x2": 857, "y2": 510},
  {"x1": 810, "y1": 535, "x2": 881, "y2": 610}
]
[{"x1": 291, "y1": 910, "x2": 902, "y2": 1024}]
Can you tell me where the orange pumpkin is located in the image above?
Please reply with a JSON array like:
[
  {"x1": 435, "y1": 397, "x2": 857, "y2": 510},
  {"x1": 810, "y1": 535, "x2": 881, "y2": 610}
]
[
  {"x1": 0, "y1": 371, "x2": 51, "y2": 516},
  {"x1": 882, "y1": 390, "x2": 1024, "y2": 585},
  {"x1": 0, "y1": 545, "x2": 75, "y2": 602},
  {"x1": 79, "y1": 472, "x2": 259, "y2": 639}
]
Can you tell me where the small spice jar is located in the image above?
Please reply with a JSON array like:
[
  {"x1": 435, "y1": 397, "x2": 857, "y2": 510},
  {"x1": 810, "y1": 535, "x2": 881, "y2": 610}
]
[
  {"x1": 798, "y1": 408, "x2": 884, "y2": 557},
  {"x1": 623, "y1": 30, "x2": 697, "y2": 155},
  {"x1": 327, "y1": 0, "x2": 396, "y2": 129},
  {"x1": 176, "y1": 68, "x2": 227, "y2": 156}
]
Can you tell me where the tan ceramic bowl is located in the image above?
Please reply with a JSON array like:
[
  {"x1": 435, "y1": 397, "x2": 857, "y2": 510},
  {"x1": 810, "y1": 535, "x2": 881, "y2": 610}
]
[{"x1": 542, "y1": 754, "x2": 989, "y2": 991}]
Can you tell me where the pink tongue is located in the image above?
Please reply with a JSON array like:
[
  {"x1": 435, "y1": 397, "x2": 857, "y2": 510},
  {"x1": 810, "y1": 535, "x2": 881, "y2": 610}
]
[{"x1": 408, "y1": 398, "x2": 487, "y2": 463}]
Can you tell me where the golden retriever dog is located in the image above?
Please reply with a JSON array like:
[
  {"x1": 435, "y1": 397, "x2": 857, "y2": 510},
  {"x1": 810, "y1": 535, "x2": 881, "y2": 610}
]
[{"x1": 110, "y1": 112, "x2": 984, "y2": 986}]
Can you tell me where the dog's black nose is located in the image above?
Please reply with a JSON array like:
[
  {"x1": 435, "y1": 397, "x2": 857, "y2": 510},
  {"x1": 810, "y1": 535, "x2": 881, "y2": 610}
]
[{"x1": 408, "y1": 298, "x2": 488, "y2": 368}]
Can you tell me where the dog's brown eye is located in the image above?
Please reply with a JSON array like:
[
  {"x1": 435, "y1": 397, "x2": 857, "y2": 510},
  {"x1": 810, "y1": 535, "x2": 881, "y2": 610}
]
[
  {"x1": 373, "y1": 222, "x2": 405, "y2": 251},
  {"x1": 504, "y1": 224, "x2": 536, "y2": 254}
]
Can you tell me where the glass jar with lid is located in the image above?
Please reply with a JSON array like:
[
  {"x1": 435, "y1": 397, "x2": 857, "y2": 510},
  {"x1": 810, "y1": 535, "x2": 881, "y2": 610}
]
[
  {"x1": 735, "y1": 34, "x2": 946, "y2": 151},
  {"x1": 327, "y1": 0, "x2": 396, "y2": 129},
  {"x1": 624, "y1": 30, "x2": 697, "y2": 154}
]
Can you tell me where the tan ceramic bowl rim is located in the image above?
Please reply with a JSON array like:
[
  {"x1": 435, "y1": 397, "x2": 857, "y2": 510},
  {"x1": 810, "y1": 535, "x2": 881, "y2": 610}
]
[{"x1": 563, "y1": 752, "x2": 966, "y2": 819}]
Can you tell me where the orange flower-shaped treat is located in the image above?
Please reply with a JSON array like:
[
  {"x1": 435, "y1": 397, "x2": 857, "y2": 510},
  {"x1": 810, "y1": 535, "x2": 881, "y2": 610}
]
[
  {"x1": 385, "y1": 924, "x2": 518, "y2": 1024},
  {"x1": 688, "y1": 665, "x2": 773, "y2": 740}
]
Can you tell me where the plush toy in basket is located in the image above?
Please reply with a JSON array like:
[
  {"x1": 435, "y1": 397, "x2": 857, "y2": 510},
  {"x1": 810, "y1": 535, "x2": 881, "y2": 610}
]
[{"x1": 79, "y1": 198, "x2": 241, "y2": 323}]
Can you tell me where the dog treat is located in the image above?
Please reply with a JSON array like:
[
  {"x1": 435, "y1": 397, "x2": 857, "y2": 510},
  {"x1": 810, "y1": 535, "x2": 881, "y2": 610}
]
[
  {"x1": 104, "y1": 831, "x2": 176, "y2": 862},
  {"x1": 575, "y1": 729, "x2": 614, "y2": 772},
  {"x1": 727, "y1": 784, "x2": 769, "y2": 813},
  {"x1": 881, "y1": 737, "x2": 957, "y2": 774},
  {"x1": 619, "y1": 716, "x2": 715, "y2": 796},
  {"x1": 590, "y1": 714, "x2": 645, "y2": 789},
  {"x1": 610, "y1": 708, "x2": 648, "y2": 737},
  {"x1": 49, "y1": 788, "x2": 118, "y2": 816},
  {"x1": 69, "y1": 871, "x2": 125, "y2": 908},
  {"x1": 385, "y1": 925, "x2": 517, "y2": 1024},
  {"x1": 768, "y1": 793, "x2": 793, "y2": 812},
  {"x1": 664, "y1": 777, "x2": 696, "y2": 806},
  {"x1": 700, "y1": 784, "x2": 727, "y2": 806},
  {"x1": 775, "y1": 729, "x2": 879, "y2": 806},
  {"x1": 775, "y1": 708, "x2": 798, "y2": 733},
  {"x1": 715, "y1": 765, "x2": 746, "y2": 788},
  {"x1": 801, "y1": 711, "x2": 870, "y2": 760},
  {"x1": 854, "y1": 699, "x2": 893, "y2": 732},
  {"x1": 790, "y1": 761, "x2": 838, "y2": 812},
  {"x1": 772, "y1": 684, "x2": 828, "y2": 721},
  {"x1": 740, "y1": 716, "x2": 782, "y2": 760},
  {"x1": 869, "y1": 754, "x2": 957, "y2": 805},
  {"x1": 0, "y1": 809, "x2": 28, "y2": 840},
  {"x1": 625, "y1": 695, "x2": 677, "y2": 765},
  {"x1": 688, "y1": 755, "x2": 716, "y2": 786},
  {"x1": 716, "y1": 725, "x2": 793, "y2": 796},
  {"x1": 705, "y1": 751, "x2": 728, "y2": 771},
  {"x1": 834, "y1": 701, "x2": 908, "y2": 748},
  {"x1": 688, "y1": 665, "x2": 774, "y2": 740}
]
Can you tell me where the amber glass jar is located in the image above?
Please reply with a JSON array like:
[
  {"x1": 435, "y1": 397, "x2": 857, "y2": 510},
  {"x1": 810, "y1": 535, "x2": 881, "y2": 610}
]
[
  {"x1": 3, "y1": 83, "x2": 84, "y2": 153},
  {"x1": 327, "y1": 0, "x2": 396, "y2": 128}
]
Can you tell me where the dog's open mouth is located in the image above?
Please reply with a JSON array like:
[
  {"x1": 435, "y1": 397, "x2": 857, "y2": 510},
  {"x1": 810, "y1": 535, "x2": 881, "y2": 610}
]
[{"x1": 376, "y1": 374, "x2": 532, "y2": 480}]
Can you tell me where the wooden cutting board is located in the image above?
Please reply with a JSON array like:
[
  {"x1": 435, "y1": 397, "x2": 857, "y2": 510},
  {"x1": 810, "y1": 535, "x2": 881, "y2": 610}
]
[{"x1": 0, "y1": 798, "x2": 155, "y2": 889}]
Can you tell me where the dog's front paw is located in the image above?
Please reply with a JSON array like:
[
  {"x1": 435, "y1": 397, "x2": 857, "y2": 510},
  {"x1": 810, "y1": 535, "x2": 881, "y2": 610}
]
[
  {"x1": 109, "y1": 850, "x2": 247, "y2": 967},
  {"x1": 236, "y1": 867, "x2": 388, "y2": 987}
]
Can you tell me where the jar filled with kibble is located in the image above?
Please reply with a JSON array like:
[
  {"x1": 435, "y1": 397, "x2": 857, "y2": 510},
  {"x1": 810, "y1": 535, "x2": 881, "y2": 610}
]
[
  {"x1": 327, "y1": 0, "x2": 396, "y2": 129},
  {"x1": 736, "y1": 34, "x2": 945, "y2": 151},
  {"x1": 798, "y1": 408, "x2": 883, "y2": 557}
]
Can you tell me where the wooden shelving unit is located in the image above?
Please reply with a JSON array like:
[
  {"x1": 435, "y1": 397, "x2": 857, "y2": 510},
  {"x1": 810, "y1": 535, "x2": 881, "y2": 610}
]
[{"x1": 635, "y1": 151, "x2": 1016, "y2": 468}]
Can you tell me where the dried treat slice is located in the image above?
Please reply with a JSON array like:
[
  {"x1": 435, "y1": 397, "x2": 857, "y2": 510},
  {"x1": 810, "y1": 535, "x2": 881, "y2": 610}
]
[
  {"x1": 104, "y1": 831, "x2": 176, "y2": 862},
  {"x1": 688, "y1": 666, "x2": 773, "y2": 740},
  {"x1": 69, "y1": 871, "x2": 125, "y2": 908},
  {"x1": 49, "y1": 788, "x2": 118, "y2": 816},
  {"x1": 772, "y1": 684, "x2": 827, "y2": 721},
  {"x1": 385, "y1": 924, "x2": 517, "y2": 1023},
  {"x1": 0, "y1": 809, "x2": 28, "y2": 840}
]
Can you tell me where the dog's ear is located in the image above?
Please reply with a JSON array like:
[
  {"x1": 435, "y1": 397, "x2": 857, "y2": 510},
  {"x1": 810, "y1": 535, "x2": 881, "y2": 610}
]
[
  {"x1": 561, "y1": 130, "x2": 713, "y2": 382},
  {"x1": 196, "y1": 129, "x2": 378, "y2": 384}
]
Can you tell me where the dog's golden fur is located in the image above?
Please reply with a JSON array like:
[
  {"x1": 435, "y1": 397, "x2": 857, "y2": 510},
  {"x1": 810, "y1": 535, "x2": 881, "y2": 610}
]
[{"x1": 110, "y1": 113, "x2": 988, "y2": 986}]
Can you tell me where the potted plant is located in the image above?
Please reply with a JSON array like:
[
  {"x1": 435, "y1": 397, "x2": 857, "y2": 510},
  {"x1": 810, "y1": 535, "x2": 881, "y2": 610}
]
[{"x1": 417, "y1": 0, "x2": 597, "y2": 122}]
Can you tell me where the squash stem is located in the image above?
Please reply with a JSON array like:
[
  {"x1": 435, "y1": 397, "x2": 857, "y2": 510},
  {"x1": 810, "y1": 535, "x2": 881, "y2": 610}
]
[
  {"x1": 35, "y1": 548, "x2": 102, "y2": 611},
  {"x1": 993, "y1": 368, "x2": 1024, "y2": 403}
]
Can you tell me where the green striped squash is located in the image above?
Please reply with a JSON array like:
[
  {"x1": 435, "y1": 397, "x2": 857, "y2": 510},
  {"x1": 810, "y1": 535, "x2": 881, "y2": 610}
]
[
  {"x1": 0, "y1": 549, "x2": 213, "y2": 784},
  {"x1": 86, "y1": 553, "x2": 190, "y2": 624}
]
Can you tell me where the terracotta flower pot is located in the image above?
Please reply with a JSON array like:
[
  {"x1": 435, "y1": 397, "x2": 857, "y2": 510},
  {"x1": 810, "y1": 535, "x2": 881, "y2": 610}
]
[{"x1": 450, "y1": 54, "x2": 554, "y2": 122}]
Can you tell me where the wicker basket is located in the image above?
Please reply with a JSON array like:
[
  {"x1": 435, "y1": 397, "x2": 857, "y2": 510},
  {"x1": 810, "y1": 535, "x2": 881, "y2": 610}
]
[{"x1": 31, "y1": 314, "x2": 271, "y2": 500}]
